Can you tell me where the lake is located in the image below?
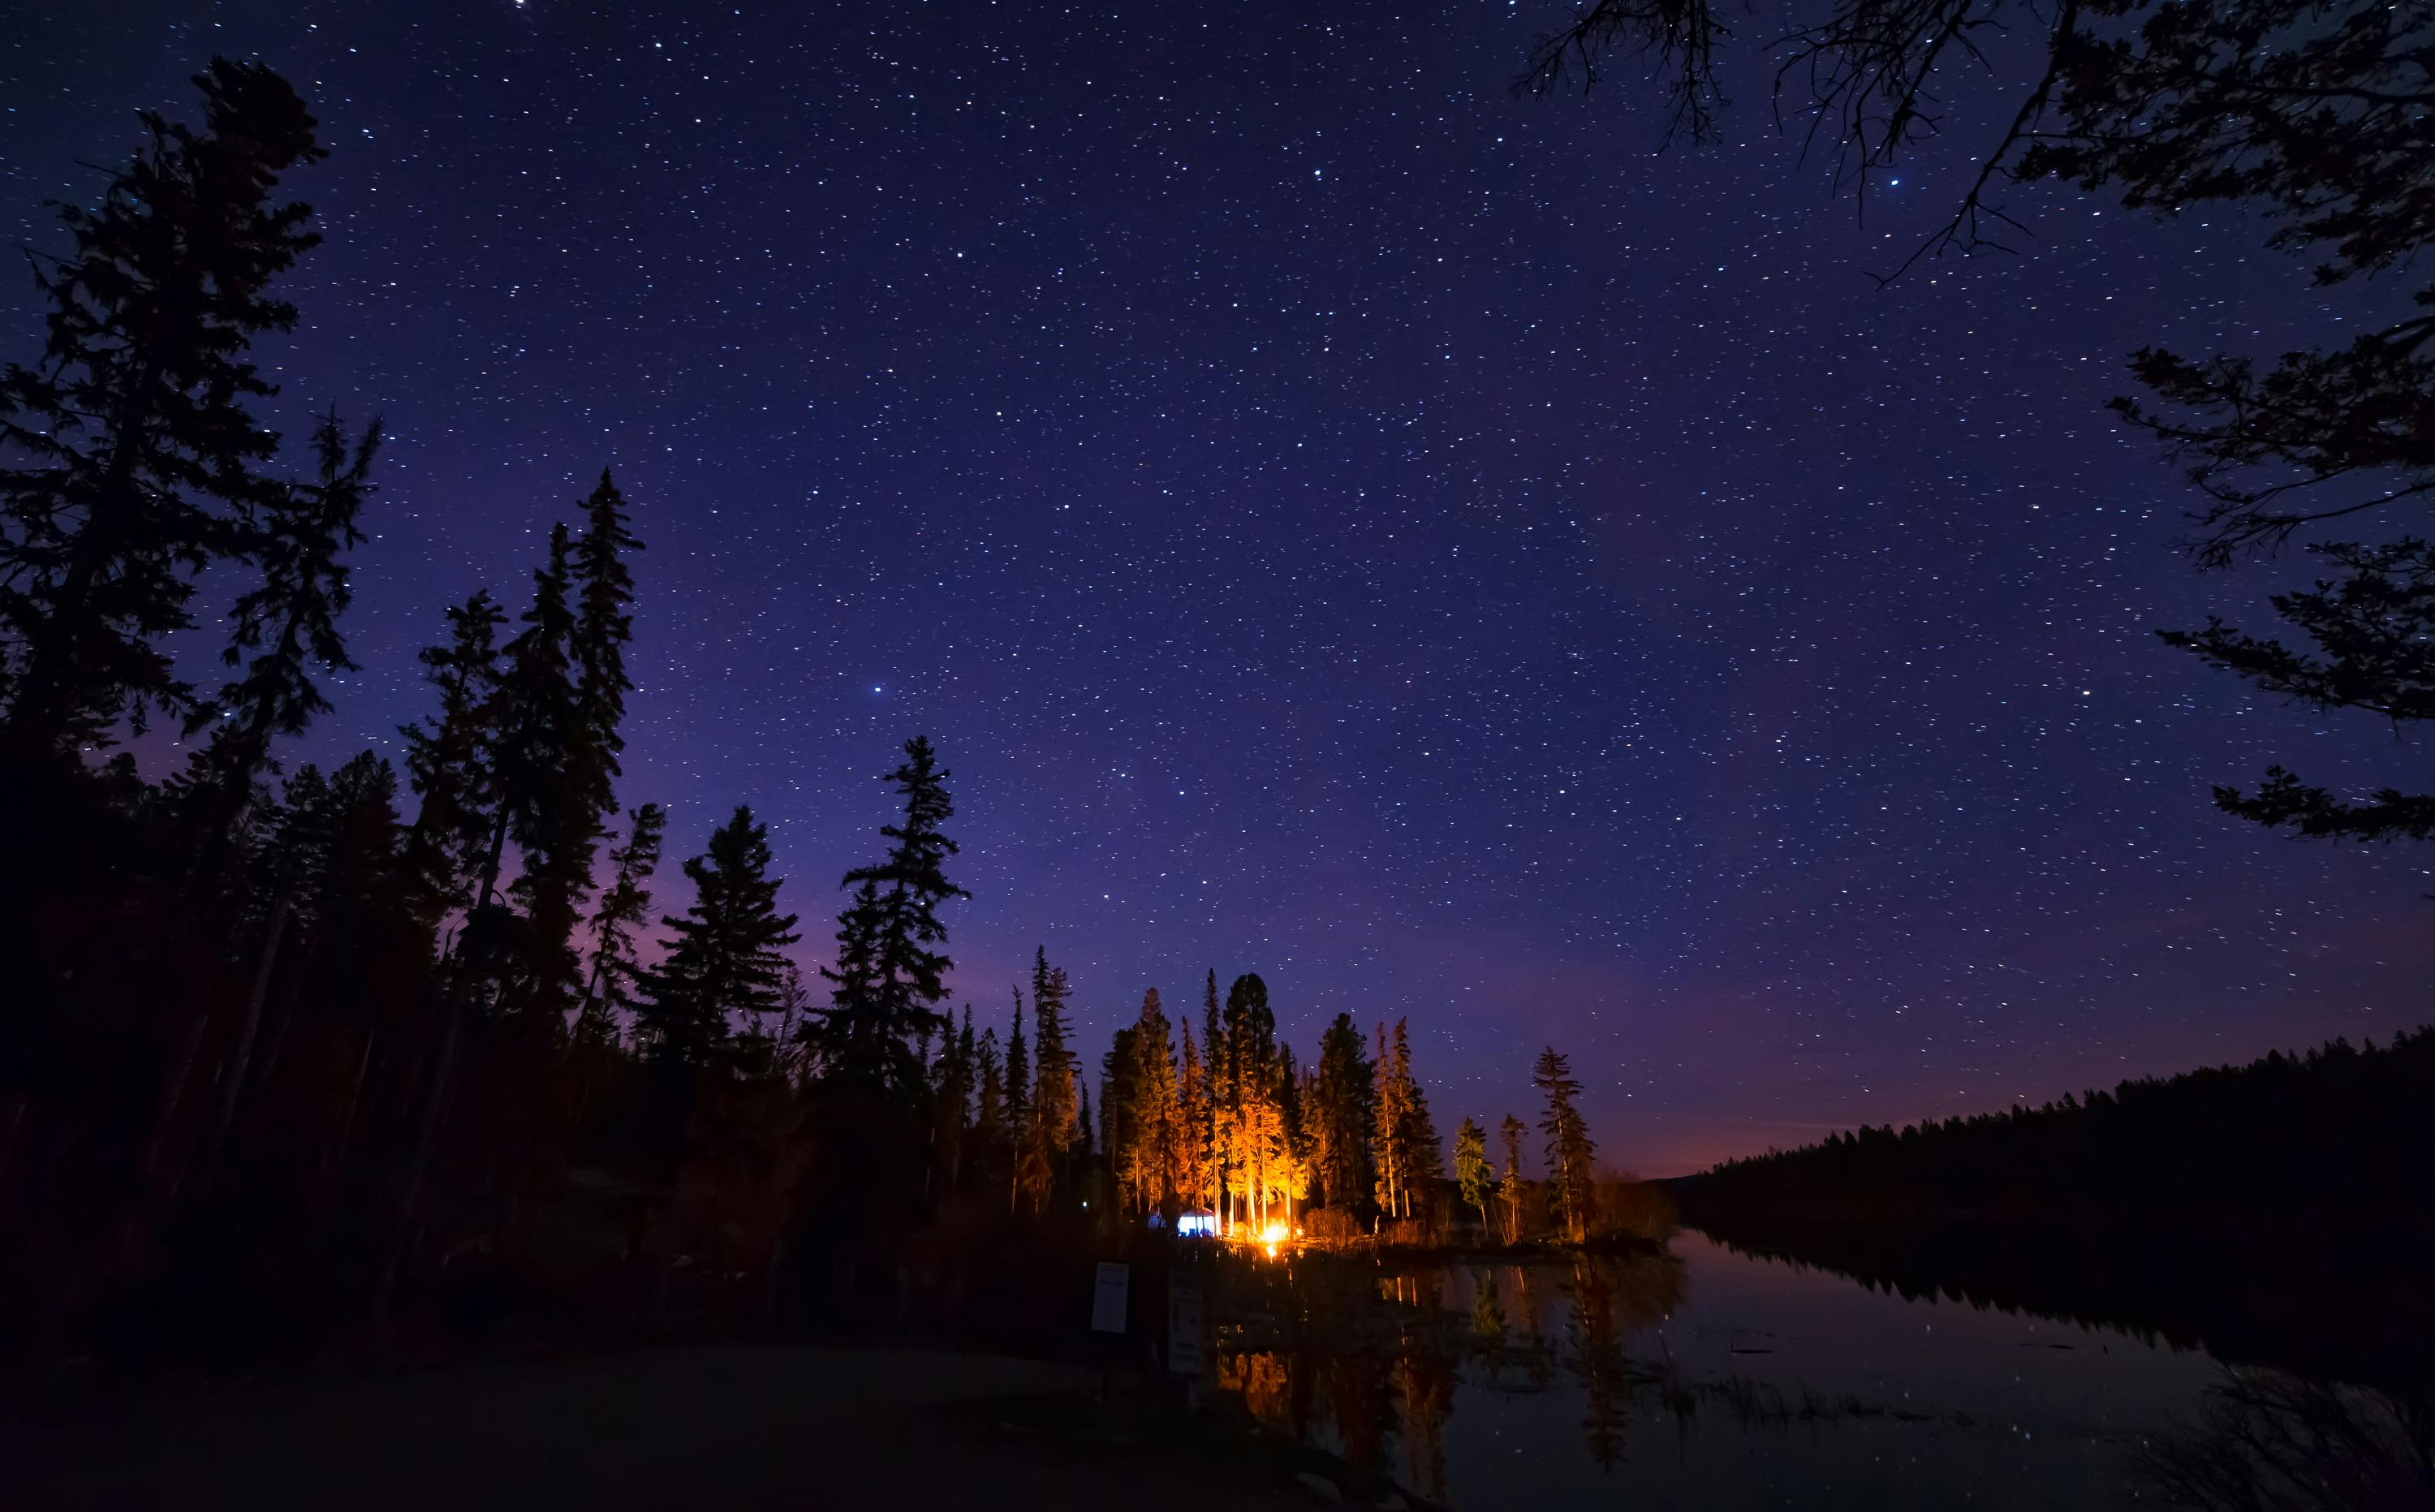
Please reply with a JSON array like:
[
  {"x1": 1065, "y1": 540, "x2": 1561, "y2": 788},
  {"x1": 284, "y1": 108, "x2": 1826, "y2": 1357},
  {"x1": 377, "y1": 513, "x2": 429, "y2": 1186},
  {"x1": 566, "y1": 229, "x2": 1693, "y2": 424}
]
[{"x1": 1205, "y1": 1227, "x2": 2433, "y2": 1509}]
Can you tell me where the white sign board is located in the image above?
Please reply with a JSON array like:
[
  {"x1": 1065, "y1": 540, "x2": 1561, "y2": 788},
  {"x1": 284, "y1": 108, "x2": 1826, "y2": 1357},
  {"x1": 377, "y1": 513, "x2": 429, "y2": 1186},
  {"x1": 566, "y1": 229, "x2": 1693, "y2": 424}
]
[
  {"x1": 1166, "y1": 1273, "x2": 1205, "y2": 1375},
  {"x1": 1091, "y1": 1261, "x2": 1130, "y2": 1333}
]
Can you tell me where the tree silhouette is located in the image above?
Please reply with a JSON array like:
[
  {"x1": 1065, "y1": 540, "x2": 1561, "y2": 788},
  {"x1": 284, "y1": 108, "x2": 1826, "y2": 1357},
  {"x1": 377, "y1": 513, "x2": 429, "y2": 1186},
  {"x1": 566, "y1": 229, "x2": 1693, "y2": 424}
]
[
  {"x1": 2163, "y1": 541, "x2": 2435, "y2": 841},
  {"x1": 813, "y1": 737, "x2": 968, "y2": 1098},
  {"x1": 1312, "y1": 1011, "x2": 1377, "y2": 1216},
  {"x1": 175, "y1": 410, "x2": 380, "y2": 890},
  {"x1": 1004, "y1": 984, "x2": 1034, "y2": 1212},
  {"x1": 1526, "y1": 0, "x2": 2435, "y2": 841},
  {"x1": 637, "y1": 805, "x2": 800, "y2": 1066},
  {"x1": 495, "y1": 522, "x2": 589, "y2": 1016},
  {"x1": 576, "y1": 801, "x2": 666, "y2": 1045},
  {"x1": 1, "y1": 58, "x2": 326, "y2": 762},
  {"x1": 1024, "y1": 947, "x2": 1079, "y2": 1196},
  {"x1": 399, "y1": 590, "x2": 506, "y2": 923}
]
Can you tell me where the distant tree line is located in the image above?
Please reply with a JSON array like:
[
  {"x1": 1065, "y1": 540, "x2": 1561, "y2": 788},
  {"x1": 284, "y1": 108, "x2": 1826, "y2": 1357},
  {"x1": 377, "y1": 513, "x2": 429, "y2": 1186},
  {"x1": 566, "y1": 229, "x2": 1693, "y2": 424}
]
[
  {"x1": 1679, "y1": 1028, "x2": 2435, "y2": 1219},
  {"x1": 0, "y1": 61, "x2": 1630, "y2": 1364}
]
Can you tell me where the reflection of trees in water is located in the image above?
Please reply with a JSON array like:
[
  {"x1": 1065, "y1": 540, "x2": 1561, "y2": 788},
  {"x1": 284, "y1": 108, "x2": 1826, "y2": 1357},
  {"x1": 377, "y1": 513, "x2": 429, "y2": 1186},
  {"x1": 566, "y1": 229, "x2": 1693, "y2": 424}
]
[
  {"x1": 1213, "y1": 1251, "x2": 1687, "y2": 1494},
  {"x1": 1209, "y1": 1251, "x2": 2435, "y2": 1508},
  {"x1": 1468, "y1": 1266, "x2": 1506, "y2": 1383},
  {"x1": 2131, "y1": 1368, "x2": 2435, "y2": 1512},
  {"x1": 1216, "y1": 1249, "x2": 2140, "y2": 1497},
  {"x1": 1395, "y1": 1353, "x2": 1455, "y2": 1501},
  {"x1": 1567, "y1": 1256, "x2": 1631, "y2": 1470},
  {"x1": 1687, "y1": 1213, "x2": 2435, "y2": 1394}
]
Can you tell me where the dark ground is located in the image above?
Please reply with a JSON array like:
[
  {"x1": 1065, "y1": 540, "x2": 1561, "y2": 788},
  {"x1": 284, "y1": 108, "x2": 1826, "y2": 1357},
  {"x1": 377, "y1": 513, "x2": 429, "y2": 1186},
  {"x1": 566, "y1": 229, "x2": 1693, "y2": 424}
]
[{"x1": 4, "y1": 1346, "x2": 1338, "y2": 1509}]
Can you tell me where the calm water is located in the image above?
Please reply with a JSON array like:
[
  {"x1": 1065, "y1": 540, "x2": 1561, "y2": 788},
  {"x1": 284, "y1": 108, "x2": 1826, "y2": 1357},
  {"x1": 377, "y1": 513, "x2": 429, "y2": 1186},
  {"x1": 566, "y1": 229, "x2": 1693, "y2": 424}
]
[{"x1": 1206, "y1": 1229, "x2": 2431, "y2": 1509}]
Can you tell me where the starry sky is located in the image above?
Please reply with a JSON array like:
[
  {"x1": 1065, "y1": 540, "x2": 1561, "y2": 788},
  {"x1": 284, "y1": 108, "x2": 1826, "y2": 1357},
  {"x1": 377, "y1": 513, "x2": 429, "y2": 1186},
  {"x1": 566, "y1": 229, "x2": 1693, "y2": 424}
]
[{"x1": 6, "y1": 1, "x2": 2428, "y2": 1174}]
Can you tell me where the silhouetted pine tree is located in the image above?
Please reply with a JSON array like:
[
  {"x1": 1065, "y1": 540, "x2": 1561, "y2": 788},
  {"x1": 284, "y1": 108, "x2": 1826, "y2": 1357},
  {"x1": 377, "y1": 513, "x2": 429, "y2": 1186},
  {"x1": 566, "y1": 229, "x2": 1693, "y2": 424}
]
[
  {"x1": 2164, "y1": 542, "x2": 2435, "y2": 840},
  {"x1": 496, "y1": 523, "x2": 589, "y2": 1016},
  {"x1": 569, "y1": 470, "x2": 639, "y2": 825},
  {"x1": 575, "y1": 801, "x2": 666, "y2": 1045},
  {"x1": 173, "y1": 409, "x2": 379, "y2": 890},
  {"x1": 1004, "y1": 985, "x2": 1031, "y2": 1197},
  {"x1": 400, "y1": 591, "x2": 506, "y2": 924},
  {"x1": 1200, "y1": 969, "x2": 1224, "y2": 1216},
  {"x1": 936, "y1": 1006, "x2": 976, "y2": 1189},
  {"x1": 636, "y1": 805, "x2": 800, "y2": 1066},
  {"x1": 0, "y1": 59, "x2": 325, "y2": 763},
  {"x1": 973, "y1": 1024, "x2": 1006, "y2": 1172},
  {"x1": 1130, "y1": 989, "x2": 1179, "y2": 1215},
  {"x1": 812, "y1": 736, "x2": 968, "y2": 1097},
  {"x1": 1175, "y1": 1015, "x2": 1210, "y2": 1213},
  {"x1": 1312, "y1": 1011, "x2": 1376, "y2": 1214},
  {"x1": 1026, "y1": 946, "x2": 1078, "y2": 1195}
]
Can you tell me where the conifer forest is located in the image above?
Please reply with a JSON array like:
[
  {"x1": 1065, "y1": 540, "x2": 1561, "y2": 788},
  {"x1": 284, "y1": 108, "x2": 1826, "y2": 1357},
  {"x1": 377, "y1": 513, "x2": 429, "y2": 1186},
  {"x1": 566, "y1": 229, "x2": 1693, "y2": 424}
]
[{"x1": 5, "y1": 2, "x2": 2432, "y2": 1506}]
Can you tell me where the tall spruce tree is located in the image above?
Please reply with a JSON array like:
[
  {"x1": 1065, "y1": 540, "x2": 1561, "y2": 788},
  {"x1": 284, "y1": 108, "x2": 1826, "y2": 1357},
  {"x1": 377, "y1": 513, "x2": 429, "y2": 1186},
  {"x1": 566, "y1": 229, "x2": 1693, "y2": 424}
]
[
  {"x1": 496, "y1": 523, "x2": 590, "y2": 1014},
  {"x1": 1118, "y1": 988, "x2": 1179, "y2": 1213},
  {"x1": 1200, "y1": 969, "x2": 1224, "y2": 1217},
  {"x1": 937, "y1": 1006, "x2": 978, "y2": 1188},
  {"x1": 1397, "y1": 1022, "x2": 1444, "y2": 1194},
  {"x1": 176, "y1": 409, "x2": 380, "y2": 886},
  {"x1": 0, "y1": 59, "x2": 325, "y2": 762},
  {"x1": 974, "y1": 1023, "x2": 1006, "y2": 1169},
  {"x1": 812, "y1": 736, "x2": 968, "y2": 1096},
  {"x1": 400, "y1": 591, "x2": 505, "y2": 924},
  {"x1": 1312, "y1": 1011, "x2": 1376, "y2": 1213},
  {"x1": 1026, "y1": 946, "x2": 1078, "y2": 1192},
  {"x1": 575, "y1": 801, "x2": 666, "y2": 1045},
  {"x1": 1498, "y1": 1114, "x2": 1529, "y2": 1243},
  {"x1": 1222, "y1": 973, "x2": 1276, "y2": 1230},
  {"x1": 569, "y1": 470, "x2": 639, "y2": 825},
  {"x1": 1176, "y1": 1014, "x2": 1209, "y2": 1213},
  {"x1": 1003, "y1": 987, "x2": 1032, "y2": 1209},
  {"x1": 636, "y1": 805, "x2": 800, "y2": 1066},
  {"x1": 1455, "y1": 1117, "x2": 1493, "y2": 1236},
  {"x1": 1374, "y1": 1021, "x2": 1414, "y2": 1219},
  {"x1": 1533, "y1": 1048, "x2": 1596, "y2": 1243}
]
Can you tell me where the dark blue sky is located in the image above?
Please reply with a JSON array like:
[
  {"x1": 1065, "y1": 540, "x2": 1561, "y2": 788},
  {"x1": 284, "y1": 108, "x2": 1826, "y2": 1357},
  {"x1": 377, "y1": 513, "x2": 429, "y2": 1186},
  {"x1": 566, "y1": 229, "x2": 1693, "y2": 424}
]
[{"x1": 6, "y1": 1, "x2": 2425, "y2": 1172}]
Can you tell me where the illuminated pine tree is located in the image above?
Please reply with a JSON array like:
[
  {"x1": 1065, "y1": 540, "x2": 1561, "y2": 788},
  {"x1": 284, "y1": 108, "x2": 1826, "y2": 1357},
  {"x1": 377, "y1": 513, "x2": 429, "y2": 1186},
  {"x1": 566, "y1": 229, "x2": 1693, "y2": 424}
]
[
  {"x1": 1533, "y1": 1048, "x2": 1597, "y2": 1243},
  {"x1": 1498, "y1": 1114, "x2": 1529, "y2": 1243},
  {"x1": 1456, "y1": 1117, "x2": 1493, "y2": 1235}
]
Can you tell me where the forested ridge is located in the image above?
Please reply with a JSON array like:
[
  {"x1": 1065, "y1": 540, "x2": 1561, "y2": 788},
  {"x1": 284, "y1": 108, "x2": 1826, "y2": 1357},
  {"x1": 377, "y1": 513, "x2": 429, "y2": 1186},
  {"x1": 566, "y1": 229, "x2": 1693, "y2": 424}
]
[
  {"x1": 1679, "y1": 1027, "x2": 2435, "y2": 1217},
  {"x1": 0, "y1": 62, "x2": 1620, "y2": 1368}
]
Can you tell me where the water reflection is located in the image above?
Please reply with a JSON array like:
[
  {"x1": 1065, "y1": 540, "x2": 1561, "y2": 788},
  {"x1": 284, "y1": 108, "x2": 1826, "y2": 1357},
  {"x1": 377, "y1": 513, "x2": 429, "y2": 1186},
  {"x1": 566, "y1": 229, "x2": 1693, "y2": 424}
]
[
  {"x1": 1203, "y1": 1231, "x2": 2423, "y2": 1510},
  {"x1": 1214, "y1": 1251, "x2": 1685, "y2": 1501}
]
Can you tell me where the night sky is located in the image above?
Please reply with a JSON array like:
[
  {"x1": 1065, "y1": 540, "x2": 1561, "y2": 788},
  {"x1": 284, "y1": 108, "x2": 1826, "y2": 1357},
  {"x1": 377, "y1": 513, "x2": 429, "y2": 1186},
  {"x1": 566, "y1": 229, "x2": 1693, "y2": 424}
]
[{"x1": 6, "y1": 2, "x2": 2426, "y2": 1174}]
